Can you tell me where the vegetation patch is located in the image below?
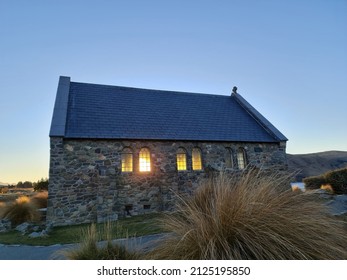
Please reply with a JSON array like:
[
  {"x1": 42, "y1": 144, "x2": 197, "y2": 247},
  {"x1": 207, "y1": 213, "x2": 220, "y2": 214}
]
[
  {"x1": 148, "y1": 170, "x2": 347, "y2": 260},
  {"x1": 63, "y1": 222, "x2": 143, "y2": 260},
  {"x1": 30, "y1": 191, "x2": 48, "y2": 209},
  {"x1": 303, "y1": 167, "x2": 347, "y2": 194},
  {"x1": 0, "y1": 213, "x2": 164, "y2": 246},
  {"x1": 0, "y1": 196, "x2": 41, "y2": 226}
]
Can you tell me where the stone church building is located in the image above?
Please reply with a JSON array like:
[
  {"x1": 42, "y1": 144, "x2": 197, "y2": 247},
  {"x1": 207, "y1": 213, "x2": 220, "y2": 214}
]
[{"x1": 47, "y1": 76, "x2": 288, "y2": 226}]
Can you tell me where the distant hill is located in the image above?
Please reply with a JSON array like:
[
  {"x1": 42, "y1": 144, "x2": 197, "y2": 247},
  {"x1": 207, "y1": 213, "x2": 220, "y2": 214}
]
[{"x1": 287, "y1": 151, "x2": 347, "y2": 181}]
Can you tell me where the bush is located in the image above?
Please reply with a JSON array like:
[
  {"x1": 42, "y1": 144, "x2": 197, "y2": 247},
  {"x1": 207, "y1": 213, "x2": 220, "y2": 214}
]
[
  {"x1": 1, "y1": 196, "x2": 41, "y2": 226},
  {"x1": 324, "y1": 168, "x2": 347, "y2": 195},
  {"x1": 147, "y1": 170, "x2": 347, "y2": 260},
  {"x1": 33, "y1": 178, "x2": 49, "y2": 192},
  {"x1": 30, "y1": 191, "x2": 48, "y2": 209},
  {"x1": 0, "y1": 187, "x2": 9, "y2": 194},
  {"x1": 303, "y1": 168, "x2": 347, "y2": 194},
  {"x1": 303, "y1": 175, "x2": 326, "y2": 190},
  {"x1": 63, "y1": 222, "x2": 142, "y2": 260}
]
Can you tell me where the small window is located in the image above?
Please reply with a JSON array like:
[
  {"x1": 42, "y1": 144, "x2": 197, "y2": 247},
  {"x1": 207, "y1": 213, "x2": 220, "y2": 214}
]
[
  {"x1": 143, "y1": 204, "x2": 151, "y2": 210},
  {"x1": 176, "y1": 148, "x2": 187, "y2": 171},
  {"x1": 192, "y1": 148, "x2": 202, "y2": 170},
  {"x1": 125, "y1": 204, "x2": 133, "y2": 215},
  {"x1": 225, "y1": 148, "x2": 234, "y2": 168},
  {"x1": 139, "y1": 148, "x2": 151, "y2": 172},
  {"x1": 121, "y1": 148, "x2": 133, "y2": 172},
  {"x1": 237, "y1": 148, "x2": 247, "y2": 170}
]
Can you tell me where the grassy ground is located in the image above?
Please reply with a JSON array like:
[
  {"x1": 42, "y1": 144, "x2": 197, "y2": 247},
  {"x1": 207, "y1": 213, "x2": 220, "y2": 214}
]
[{"x1": 0, "y1": 213, "x2": 164, "y2": 246}]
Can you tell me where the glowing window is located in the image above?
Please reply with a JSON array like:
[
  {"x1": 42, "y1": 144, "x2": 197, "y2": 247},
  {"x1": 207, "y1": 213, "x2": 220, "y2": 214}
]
[
  {"x1": 192, "y1": 148, "x2": 202, "y2": 170},
  {"x1": 237, "y1": 148, "x2": 247, "y2": 170},
  {"x1": 121, "y1": 148, "x2": 133, "y2": 172},
  {"x1": 176, "y1": 148, "x2": 187, "y2": 171},
  {"x1": 139, "y1": 148, "x2": 151, "y2": 172}
]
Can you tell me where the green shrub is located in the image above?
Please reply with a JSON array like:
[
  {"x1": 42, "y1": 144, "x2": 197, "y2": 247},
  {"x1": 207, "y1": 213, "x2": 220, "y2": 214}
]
[
  {"x1": 63, "y1": 222, "x2": 142, "y2": 260},
  {"x1": 324, "y1": 168, "x2": 347, "y2": 195},
  {"x1": 33, "y1": 178, "x2": 49, "y2": 192},
  {"x1": 303, "y1": 168, "x2": 347, "y2": 194},
  {"x1": 303, "y1": 175, "x2": 326, "y2": 190},
  {"x1": 1, "y1": 196, "x2": 41, "y2": 226},
  {"x1": 147, "y1": 170, "x2": 347, "y2": 260}
]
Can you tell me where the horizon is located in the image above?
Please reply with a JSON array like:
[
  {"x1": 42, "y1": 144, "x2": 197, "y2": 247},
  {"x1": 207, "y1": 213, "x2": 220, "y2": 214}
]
[{"x1": 1, "y1": 0, "x2": 346, "y2": 183}]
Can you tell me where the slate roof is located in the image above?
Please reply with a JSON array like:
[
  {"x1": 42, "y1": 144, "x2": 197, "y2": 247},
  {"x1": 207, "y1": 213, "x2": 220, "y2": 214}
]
[{"x1": 50, "y1": 76, "x2": 287, "y2": 143}]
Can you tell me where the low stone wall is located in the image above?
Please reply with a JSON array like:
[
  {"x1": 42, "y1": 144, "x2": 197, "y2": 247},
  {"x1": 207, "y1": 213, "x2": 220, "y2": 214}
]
[{"x1": 47, "y1": 137, "x2": 287, "y2": 226}]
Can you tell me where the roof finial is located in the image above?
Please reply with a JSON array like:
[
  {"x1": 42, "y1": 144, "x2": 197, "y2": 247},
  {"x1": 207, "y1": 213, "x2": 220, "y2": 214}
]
[{"x1": 232, "y1": 86, "x2": 238, "y2": 95}]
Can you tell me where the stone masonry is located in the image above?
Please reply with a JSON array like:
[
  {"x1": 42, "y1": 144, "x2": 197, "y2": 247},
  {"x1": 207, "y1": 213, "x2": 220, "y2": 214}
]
[{"x1": 47, "y1": 137, "x2": 287, "y2": 226}]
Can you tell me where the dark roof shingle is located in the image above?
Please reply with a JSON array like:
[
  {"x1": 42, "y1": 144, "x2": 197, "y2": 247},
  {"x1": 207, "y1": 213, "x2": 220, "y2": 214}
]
[{"x1": 50, "y1": 76, "x2": 287, "y2": 143}]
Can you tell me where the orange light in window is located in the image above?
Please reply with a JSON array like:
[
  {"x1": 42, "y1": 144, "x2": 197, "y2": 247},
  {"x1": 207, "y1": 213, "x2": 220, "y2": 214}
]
[
  {"x1": 121, "y1": 152, "x2": 133, "y2": 172},
  {"x1": 177, "y1": 152, "x2": 187, "y2": 171},
  {"x1": 139, "y1": 148, "x2": 151, "y2": 172},
  {"x1": 192, "y1": 148, "x2": 202, "y2": 170}
]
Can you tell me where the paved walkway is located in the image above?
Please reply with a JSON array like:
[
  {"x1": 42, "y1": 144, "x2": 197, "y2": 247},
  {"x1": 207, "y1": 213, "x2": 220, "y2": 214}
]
[
  {"x1": 0, "y1": 243, "x2": 74, "y2": 260},
  {"x1": 0, "y1": 234, "x2": 165, "y2": 260}
]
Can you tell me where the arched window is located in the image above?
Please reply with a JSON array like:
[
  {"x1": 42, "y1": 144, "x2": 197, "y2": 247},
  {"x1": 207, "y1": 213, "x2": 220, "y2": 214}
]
[
  {"x1": 139, "y1": 148, "x2": 151, "y2": 172},
  {"x1": 225, "y1": 148, "x2": 234, "y2": 168},
  {"x1": 121, "y1": 148, "x2": 133, "y2": 172},
  {"x1": 192, "y1": 148, "x2": 202, "y2": 170},
  {"x1": 176, "y1": 148, "x2": 187, "y2": 171},
  {"x1": 237, "y1": 148, "x2": 247, "y2": 170}
]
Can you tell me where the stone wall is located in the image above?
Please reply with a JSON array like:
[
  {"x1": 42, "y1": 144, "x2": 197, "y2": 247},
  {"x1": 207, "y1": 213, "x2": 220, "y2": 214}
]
[{"x1": 47, "y1": 137, "x2": 287, "y2": 226}]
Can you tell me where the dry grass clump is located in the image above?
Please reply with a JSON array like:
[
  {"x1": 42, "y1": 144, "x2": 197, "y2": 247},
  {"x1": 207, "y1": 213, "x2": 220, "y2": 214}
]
[
  {"x1": 0, "y1": 202, "x2": 5, "y2": 217},
  {"x1": 30, "y1": 191, "x2": 48, "y2": 209},
  {"x1": 63, "y1": 222, "x2": 142, "y2": 260},
  {"x1": 148, "y1": 169, "x2": 347, "y2": 260},
  {"x1": 1, "y1": 196, "x2": 41, "y2": 226}
]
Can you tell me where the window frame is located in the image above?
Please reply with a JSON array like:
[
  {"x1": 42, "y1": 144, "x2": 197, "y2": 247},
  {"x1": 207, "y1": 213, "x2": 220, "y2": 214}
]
[
  {"x1": 225, "y1": 147, "x2": 234, "y2": 169},
  {"x1": 237, "y1": 147, "x2": 247, "y2": 170},
  {"x1": 192, "y1": 147, "x2": 203, "y2": 171},
  {"x1": 176, "y1": 147, "x2": 187, "y2": 171},
  {"x1": 121, "y1": 147, "x2": 133, "y2": 172}
]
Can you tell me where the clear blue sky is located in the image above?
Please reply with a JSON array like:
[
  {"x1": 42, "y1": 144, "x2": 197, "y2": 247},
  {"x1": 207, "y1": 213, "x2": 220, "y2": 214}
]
[{"x1": 1, "y1": 0, "x2": 346, "y2": 184}]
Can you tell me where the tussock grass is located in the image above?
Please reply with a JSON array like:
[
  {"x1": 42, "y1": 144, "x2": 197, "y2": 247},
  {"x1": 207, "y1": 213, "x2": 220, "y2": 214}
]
[
  {"x1": 0, "y1": 196, "x2": 41, "y2": 226},
  {"x1": 0, "y1": 202, "x2": 5, "y2": 217},
  {"x1": 30, "y1": 191, "x2": 48, "y2": 209},
  {"x1": 148, "y1": 169, "x2": 347, "y2": 260},
  {"x1": 63, "y1": 222, "x2": 143, "y2": 260}
]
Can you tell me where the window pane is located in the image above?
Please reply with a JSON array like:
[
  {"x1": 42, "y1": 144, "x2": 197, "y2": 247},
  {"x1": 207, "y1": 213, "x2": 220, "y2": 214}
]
[
  {"x1": 177, "y1": 152, "x2": 187, "y2": 171},
  {"x1": 225, "y1": 148, "x2": 234, "y2": 168},
  {"x1": 237, "y1": 148, "x2": 247, "y2": 170},
  {"x1": 139, "y1": 148, "x2": 151, "y2": 172},
  {"x1": 192, "y1": 148, "x2": 202, "y2": 170},
  {"x1": 121, "y1": 152, "x2": 133, "y2": 172}
]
